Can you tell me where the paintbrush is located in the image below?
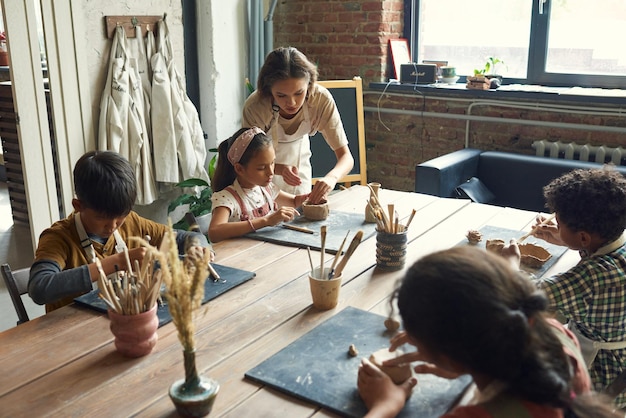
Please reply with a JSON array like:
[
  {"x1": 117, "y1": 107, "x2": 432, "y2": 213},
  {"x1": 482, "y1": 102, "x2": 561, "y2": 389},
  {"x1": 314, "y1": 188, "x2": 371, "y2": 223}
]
[
  {"x1": 333, "y1": 230, "x2": 364, "y2": 277},
  {"x1": 328, "y1": 230, "x2": 350, "y2": 279},
  {"x1": 319, "y1": 225, "x2": 327, "y2": 279}
]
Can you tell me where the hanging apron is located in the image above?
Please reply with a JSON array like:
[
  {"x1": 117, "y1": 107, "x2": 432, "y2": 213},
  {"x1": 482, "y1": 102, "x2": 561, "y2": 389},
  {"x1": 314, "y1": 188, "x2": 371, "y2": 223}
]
[
  {"x1": 127, "y1": 25, "x2": 157, "y2": 205},
  {"x1": 98, "y1": 25, "x2": 129, "y2": 156},
  {"x1": 150, "y1": 20, "x2": 178, "y2": 183},
  {"x1": 567, "y1": 321, "x2": 626, "y2": 368},
  {"x1": 269, "y1": 103, "x2": 313, "y2": 195}
]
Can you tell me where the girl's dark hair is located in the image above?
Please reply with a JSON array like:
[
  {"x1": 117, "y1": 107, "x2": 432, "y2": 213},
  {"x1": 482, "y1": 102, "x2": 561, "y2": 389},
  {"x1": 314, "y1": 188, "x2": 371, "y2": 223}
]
[
  {"x1": 256, "y1": 46, "x2": 318, "y2": 99},
  {"x1": 211, "y1": 128, "x2": 272, "y2": 192},
  {"x1": 73, "y1": 150, "x2": 136, "y2": 217},
  {"x1": 543, "y1": 167, "x2": 626, "y2": 242},
  {"x1": 395, "y1": 246, "x2": 620, "y2": 418}
]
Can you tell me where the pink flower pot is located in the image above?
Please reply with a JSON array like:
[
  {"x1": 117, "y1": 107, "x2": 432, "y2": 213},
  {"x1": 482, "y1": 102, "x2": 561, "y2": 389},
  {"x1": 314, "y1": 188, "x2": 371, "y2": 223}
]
[{"x1": 108, "y1": 304, "x2": 159, "y2": 358}]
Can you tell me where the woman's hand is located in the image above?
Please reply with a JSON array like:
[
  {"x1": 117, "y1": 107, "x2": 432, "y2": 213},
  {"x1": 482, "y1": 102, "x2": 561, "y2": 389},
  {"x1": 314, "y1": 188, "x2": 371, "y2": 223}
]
[
  {"x1": 358, "y1": 358, "x2": 417, "y2": 418},
  {"x1": 308, "y1": 176, "x2": 336, "y2": 204},
  {"x1": 278, "y1": 164, "x2": 302, "y2": 187}
]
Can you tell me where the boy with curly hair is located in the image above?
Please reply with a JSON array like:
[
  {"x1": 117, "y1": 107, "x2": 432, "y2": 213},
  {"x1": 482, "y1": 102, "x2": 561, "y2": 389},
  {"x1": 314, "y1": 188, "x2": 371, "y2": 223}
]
[{"x1": 507, "y1": 167, "x2": 626, "y2": 408}]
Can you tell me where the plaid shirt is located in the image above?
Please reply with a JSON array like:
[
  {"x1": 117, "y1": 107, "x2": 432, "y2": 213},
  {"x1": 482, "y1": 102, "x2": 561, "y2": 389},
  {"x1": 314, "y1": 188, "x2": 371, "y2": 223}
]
[{"x1": 536, "y1": 233, "x2": 626, "y2": 408}]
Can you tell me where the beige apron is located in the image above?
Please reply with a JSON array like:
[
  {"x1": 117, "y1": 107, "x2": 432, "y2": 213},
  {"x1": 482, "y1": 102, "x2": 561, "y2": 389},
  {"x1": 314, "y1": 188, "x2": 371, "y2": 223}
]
[
  {"x1": 568, "y1": 321, "x2": 626, "y2": 368},
  {"x1": 270, "y1": 103, "x2": 313, "y2": 195}
]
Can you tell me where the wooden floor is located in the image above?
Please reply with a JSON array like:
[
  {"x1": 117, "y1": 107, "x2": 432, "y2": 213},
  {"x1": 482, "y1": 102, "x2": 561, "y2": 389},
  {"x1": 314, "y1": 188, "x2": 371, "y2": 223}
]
[{"x1": 0, "y1": 186, "x2": 579, "y2": 416}]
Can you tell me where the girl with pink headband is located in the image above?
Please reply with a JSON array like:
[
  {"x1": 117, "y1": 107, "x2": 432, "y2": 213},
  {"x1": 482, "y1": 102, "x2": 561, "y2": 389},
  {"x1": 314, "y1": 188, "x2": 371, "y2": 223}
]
[{"x1": 208, "y1": 127, "x2": 309, "y2": 243}]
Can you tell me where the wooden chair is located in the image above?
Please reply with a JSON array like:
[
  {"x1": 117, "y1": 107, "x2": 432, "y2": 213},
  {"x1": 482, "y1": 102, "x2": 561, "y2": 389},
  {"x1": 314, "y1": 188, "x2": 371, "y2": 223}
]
[
  {"x1": 312, "y1": 76, "x2": 367, "y2": 187},
  {"x1": 1, "y1": 263, "x2": 30, "y2": 325}
]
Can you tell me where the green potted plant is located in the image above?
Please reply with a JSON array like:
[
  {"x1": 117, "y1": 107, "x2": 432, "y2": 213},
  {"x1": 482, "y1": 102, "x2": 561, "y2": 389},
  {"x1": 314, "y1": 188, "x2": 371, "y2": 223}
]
[
  {"x1": 167, "y1": 149, "x2": 217, "y2": 231},
  {"x1": 468, "y1": 56, "x2": 506, "y2": 90}
]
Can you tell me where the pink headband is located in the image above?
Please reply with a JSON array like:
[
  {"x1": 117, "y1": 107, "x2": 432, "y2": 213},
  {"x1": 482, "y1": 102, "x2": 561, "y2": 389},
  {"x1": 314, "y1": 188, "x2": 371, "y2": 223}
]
[{"x1": 227, "y1": 127, "x2": 265, "y2": 165}]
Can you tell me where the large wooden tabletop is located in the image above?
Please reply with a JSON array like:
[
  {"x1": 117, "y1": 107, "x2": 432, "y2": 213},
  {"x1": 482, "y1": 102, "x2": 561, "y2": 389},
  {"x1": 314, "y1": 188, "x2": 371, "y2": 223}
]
[{"x1": 0, "y1": 186, "x2": 578, "y2": 416}]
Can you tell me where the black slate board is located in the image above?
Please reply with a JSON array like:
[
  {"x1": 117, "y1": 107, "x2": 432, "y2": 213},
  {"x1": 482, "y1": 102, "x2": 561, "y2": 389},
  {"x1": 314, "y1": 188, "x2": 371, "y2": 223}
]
[
  {"x1": 73, "y1": 264, "x2": 255, "y2": 328},
  {"x1": 245, "y1": 307, "x2": 472, "y2": 418},
  {"x1": 245, "y1": 211, "x2": 377, "y2": 254},
  {"x1": 458, "y1": 225, "x2": 569, "y2": 278}
]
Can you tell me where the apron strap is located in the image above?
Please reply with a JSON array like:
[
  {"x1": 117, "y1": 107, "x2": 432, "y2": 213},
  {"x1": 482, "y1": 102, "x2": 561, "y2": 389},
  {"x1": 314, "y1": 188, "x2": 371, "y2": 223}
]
[{"x1": 225, "y1": 186, "x2": 250, "y2": 221}]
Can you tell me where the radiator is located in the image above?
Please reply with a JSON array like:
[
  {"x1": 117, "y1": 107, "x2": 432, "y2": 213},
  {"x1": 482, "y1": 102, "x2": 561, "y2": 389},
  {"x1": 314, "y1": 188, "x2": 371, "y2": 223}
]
[{"x1": 532, "y1": 140, "x2": 626, "y2": 166}]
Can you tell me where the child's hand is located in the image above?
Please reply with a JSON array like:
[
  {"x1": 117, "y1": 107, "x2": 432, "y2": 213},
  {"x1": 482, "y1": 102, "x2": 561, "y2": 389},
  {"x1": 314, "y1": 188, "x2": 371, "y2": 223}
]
[
  {"x1": 501, "y1": 239, "x2": 521, "y2": 269},
  {"x1": 532, "y1": 216, "x2": 564, "y2": 246},
  {"x1": 266, "y1": 207, "x2": 299, "y2": 226},
  {"x1": 185, "y1": 245, "x2": 215, "y2": 263},
  {"x1": 125, "y1": 247, "x2": 147, "y2": 270},
  {"x1": 357, "y1": 357, "x2": 416, "y2": 418}
]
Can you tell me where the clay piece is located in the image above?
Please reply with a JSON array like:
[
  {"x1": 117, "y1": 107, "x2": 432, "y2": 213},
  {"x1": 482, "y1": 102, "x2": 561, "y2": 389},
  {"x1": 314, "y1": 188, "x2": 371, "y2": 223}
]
[
  {"x1": 302, "y1": 200, "x2": 329, "y2": 221},
  {"x1": 369, "y1": 348, "x2": 412, "y2": 384},
  {"x1": 519, "y1": 243, "x2": 552, "y2": 268},
  {"x1": 466, "y1": 229, "x2": 482, "y2": 244},
  {"x1": 485, "y1": 238, "x2": 505, "y2": 254},
  {"x1": 348, "y1": 344, "x2": 359, "y2": 357},
  {"x1": 384, "y1": 317, "x2": 400, "y2": 332}
]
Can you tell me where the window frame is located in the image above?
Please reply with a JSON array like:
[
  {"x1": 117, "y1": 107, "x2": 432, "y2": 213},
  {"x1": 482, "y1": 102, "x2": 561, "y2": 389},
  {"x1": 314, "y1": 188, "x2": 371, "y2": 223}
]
[{"x1": 404, "y1": 0, "x2": 626, "y2": 89}]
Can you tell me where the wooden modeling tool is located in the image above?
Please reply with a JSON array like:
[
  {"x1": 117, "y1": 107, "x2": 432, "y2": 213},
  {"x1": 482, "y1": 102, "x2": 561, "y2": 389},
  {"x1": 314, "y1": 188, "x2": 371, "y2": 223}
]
[
  {"x1": 405, "y1": 209, "x2": 417, "y2": 229},
  {"x1": 518, "y1": 213, "x2": 556, "y2": 243},
  {"x1": 281, "y1": 223, "x2": 315, "y2": 234},
  {"x1": 319, "y1": 225, "x2": 327, "y2": 279},
  {"x1": 333, "y1": 230, "x2": 364, "y2": 277},
  {"x1": 328, "y1": 230, "x2": 350, "y2": 279}
]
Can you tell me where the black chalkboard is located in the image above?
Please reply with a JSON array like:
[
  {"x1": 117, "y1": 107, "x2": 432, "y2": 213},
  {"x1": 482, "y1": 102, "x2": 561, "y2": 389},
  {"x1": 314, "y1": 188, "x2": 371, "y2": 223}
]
[
  {"x1": 246, "y1": 306, "x2": 472, "y2": 418},
  {"x1": 311, "y1": 78, "x2": 366, "y2": 185}
]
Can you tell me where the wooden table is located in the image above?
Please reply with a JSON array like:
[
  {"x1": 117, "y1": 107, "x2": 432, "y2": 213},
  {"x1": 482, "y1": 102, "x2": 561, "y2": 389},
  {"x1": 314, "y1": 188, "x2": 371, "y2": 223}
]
[{"x1": 0, "y1": 186, "x2": 578, "y2": 416}]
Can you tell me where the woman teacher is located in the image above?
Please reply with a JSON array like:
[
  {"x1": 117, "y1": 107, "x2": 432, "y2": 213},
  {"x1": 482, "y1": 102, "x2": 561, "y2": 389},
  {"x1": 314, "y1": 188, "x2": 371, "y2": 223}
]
[{"x1": 243, "y1": 46, "x2": 354, "y2": 204}]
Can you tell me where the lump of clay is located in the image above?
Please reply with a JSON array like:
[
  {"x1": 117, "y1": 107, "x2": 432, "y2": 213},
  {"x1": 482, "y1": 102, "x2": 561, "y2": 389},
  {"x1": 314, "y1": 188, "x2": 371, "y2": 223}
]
[
  {"x1": 348, "y1": 344, "x2": 359, "y2": 357},
  {"x1": 369, "y1": 348, "x2": 412, "y2": 384},
  {"x1": 485, "y1": 238, "x2": 505, "y2": 254},
  {"x1": 302, "y1": 200, "x2": 329, "y2": 221},
  {"x1": 519, "y1": 243, "x2": 552, "y2": 268},
  {"x1": 384, "y1": 317, "x2": 400, "y2": 332},
  {"x1": 466, "y1": 229, "x2": 482, "y2": 244}
]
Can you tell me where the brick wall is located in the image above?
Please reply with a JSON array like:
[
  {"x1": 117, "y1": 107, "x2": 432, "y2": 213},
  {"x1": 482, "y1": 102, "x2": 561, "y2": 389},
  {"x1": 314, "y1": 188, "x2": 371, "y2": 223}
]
[{"x1": 273, "y1": 1, "x2": 626, "y2": 192}]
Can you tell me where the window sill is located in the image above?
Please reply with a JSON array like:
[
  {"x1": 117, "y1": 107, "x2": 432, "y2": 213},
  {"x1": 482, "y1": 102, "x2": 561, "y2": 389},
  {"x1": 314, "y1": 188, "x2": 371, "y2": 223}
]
[{"x1": 369, "y1": 81, "x2": 626, "y2": 106}]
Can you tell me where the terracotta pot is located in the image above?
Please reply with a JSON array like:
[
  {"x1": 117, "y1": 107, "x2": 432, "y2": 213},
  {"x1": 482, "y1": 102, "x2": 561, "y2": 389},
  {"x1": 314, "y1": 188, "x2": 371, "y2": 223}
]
[{"x1": 108, "y1": 304, "x2": 159, "y2": 358}]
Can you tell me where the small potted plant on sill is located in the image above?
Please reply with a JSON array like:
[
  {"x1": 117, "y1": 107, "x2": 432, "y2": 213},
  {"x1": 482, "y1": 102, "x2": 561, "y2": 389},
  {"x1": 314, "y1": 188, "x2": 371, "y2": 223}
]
[{"x1": 467, "y1": 56, "x2": 506, "y2": 90}]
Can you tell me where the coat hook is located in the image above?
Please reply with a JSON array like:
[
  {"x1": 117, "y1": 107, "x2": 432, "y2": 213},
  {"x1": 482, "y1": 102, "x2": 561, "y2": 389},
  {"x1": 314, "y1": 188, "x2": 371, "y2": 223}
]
[{"x1": 131, "y1": 16, "x2": 138, "y2": 27}]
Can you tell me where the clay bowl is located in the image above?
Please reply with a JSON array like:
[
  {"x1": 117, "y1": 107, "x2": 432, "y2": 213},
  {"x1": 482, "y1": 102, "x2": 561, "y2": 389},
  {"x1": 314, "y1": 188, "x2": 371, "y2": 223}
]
[
  {"x1": 302, "y1": 200, "x2": 329, "y2": 221},
  {"x1": 519, "y1": 243, "x2": 552, "y2": 268}
]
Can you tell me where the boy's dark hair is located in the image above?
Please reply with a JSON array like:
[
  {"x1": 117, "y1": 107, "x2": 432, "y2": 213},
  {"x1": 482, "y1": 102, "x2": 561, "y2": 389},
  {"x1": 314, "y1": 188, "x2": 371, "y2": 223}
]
[
  {"x1": 211, "y1": 128, "x2": 272, "y2": 192},
  {"x1": 395, "y1": 246, "x2": 620, "y2": 418},
  {"x1": 256, "y1": 46, "x2": 318, "y2": 99},
  {"x1": 543, "y1": 167, "x2": 626, "y2": 241},
  {"x1": 73, "y1": 150, "x2": 136, "y2": 217}
]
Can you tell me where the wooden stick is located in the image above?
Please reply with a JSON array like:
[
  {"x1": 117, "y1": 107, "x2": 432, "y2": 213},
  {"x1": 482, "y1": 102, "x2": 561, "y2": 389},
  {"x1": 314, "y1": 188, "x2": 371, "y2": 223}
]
[
  {"x1": 387, "y1": 204, "x2": 395, "y2": 233},
  {"x1": 518, "y1": 213, "x2": 556, "y2": 243},
  {"x1": 329, "y1": 230, "x2": 350, "y2": 279},
  {"x1": 306, "y1": 246, "x2": 315, "y2": 274},
  {"x1": 333, "y1": 230, "x2": 364, "y2": 277},
  {"x1": 282, "y1": 223, "x2": 315, "y2": 234},
  {"x1": 405, "y1": 209, "x2": 417, "y2": 229},
  {"x1": 319, "y1": 225, "x2": 327, "y2": 279}
]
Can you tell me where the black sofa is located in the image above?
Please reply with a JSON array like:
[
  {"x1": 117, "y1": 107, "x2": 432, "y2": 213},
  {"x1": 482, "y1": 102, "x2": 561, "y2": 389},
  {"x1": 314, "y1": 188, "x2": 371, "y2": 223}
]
[{"x1": 415, "y1": 148, "x2": 626, "y2": 212}]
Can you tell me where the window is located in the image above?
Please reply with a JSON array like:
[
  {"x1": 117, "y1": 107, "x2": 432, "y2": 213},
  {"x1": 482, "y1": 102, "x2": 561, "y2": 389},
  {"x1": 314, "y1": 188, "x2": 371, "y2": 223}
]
[{"x1": 406, "y1": 0, "x2": 626, "y2": 88}]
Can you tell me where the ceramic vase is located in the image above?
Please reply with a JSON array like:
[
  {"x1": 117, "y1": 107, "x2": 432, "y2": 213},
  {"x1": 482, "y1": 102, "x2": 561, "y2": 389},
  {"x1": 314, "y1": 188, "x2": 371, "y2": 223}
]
[
  {"x1": 169, "y1": 349, "x2": 220, "y2": 417},
  {"x1": 365, "y1": 182, "x2": 381, "y2": 223},
  {"x1": 108, "y1": 304, "x2": 159, "y2": 358}
]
